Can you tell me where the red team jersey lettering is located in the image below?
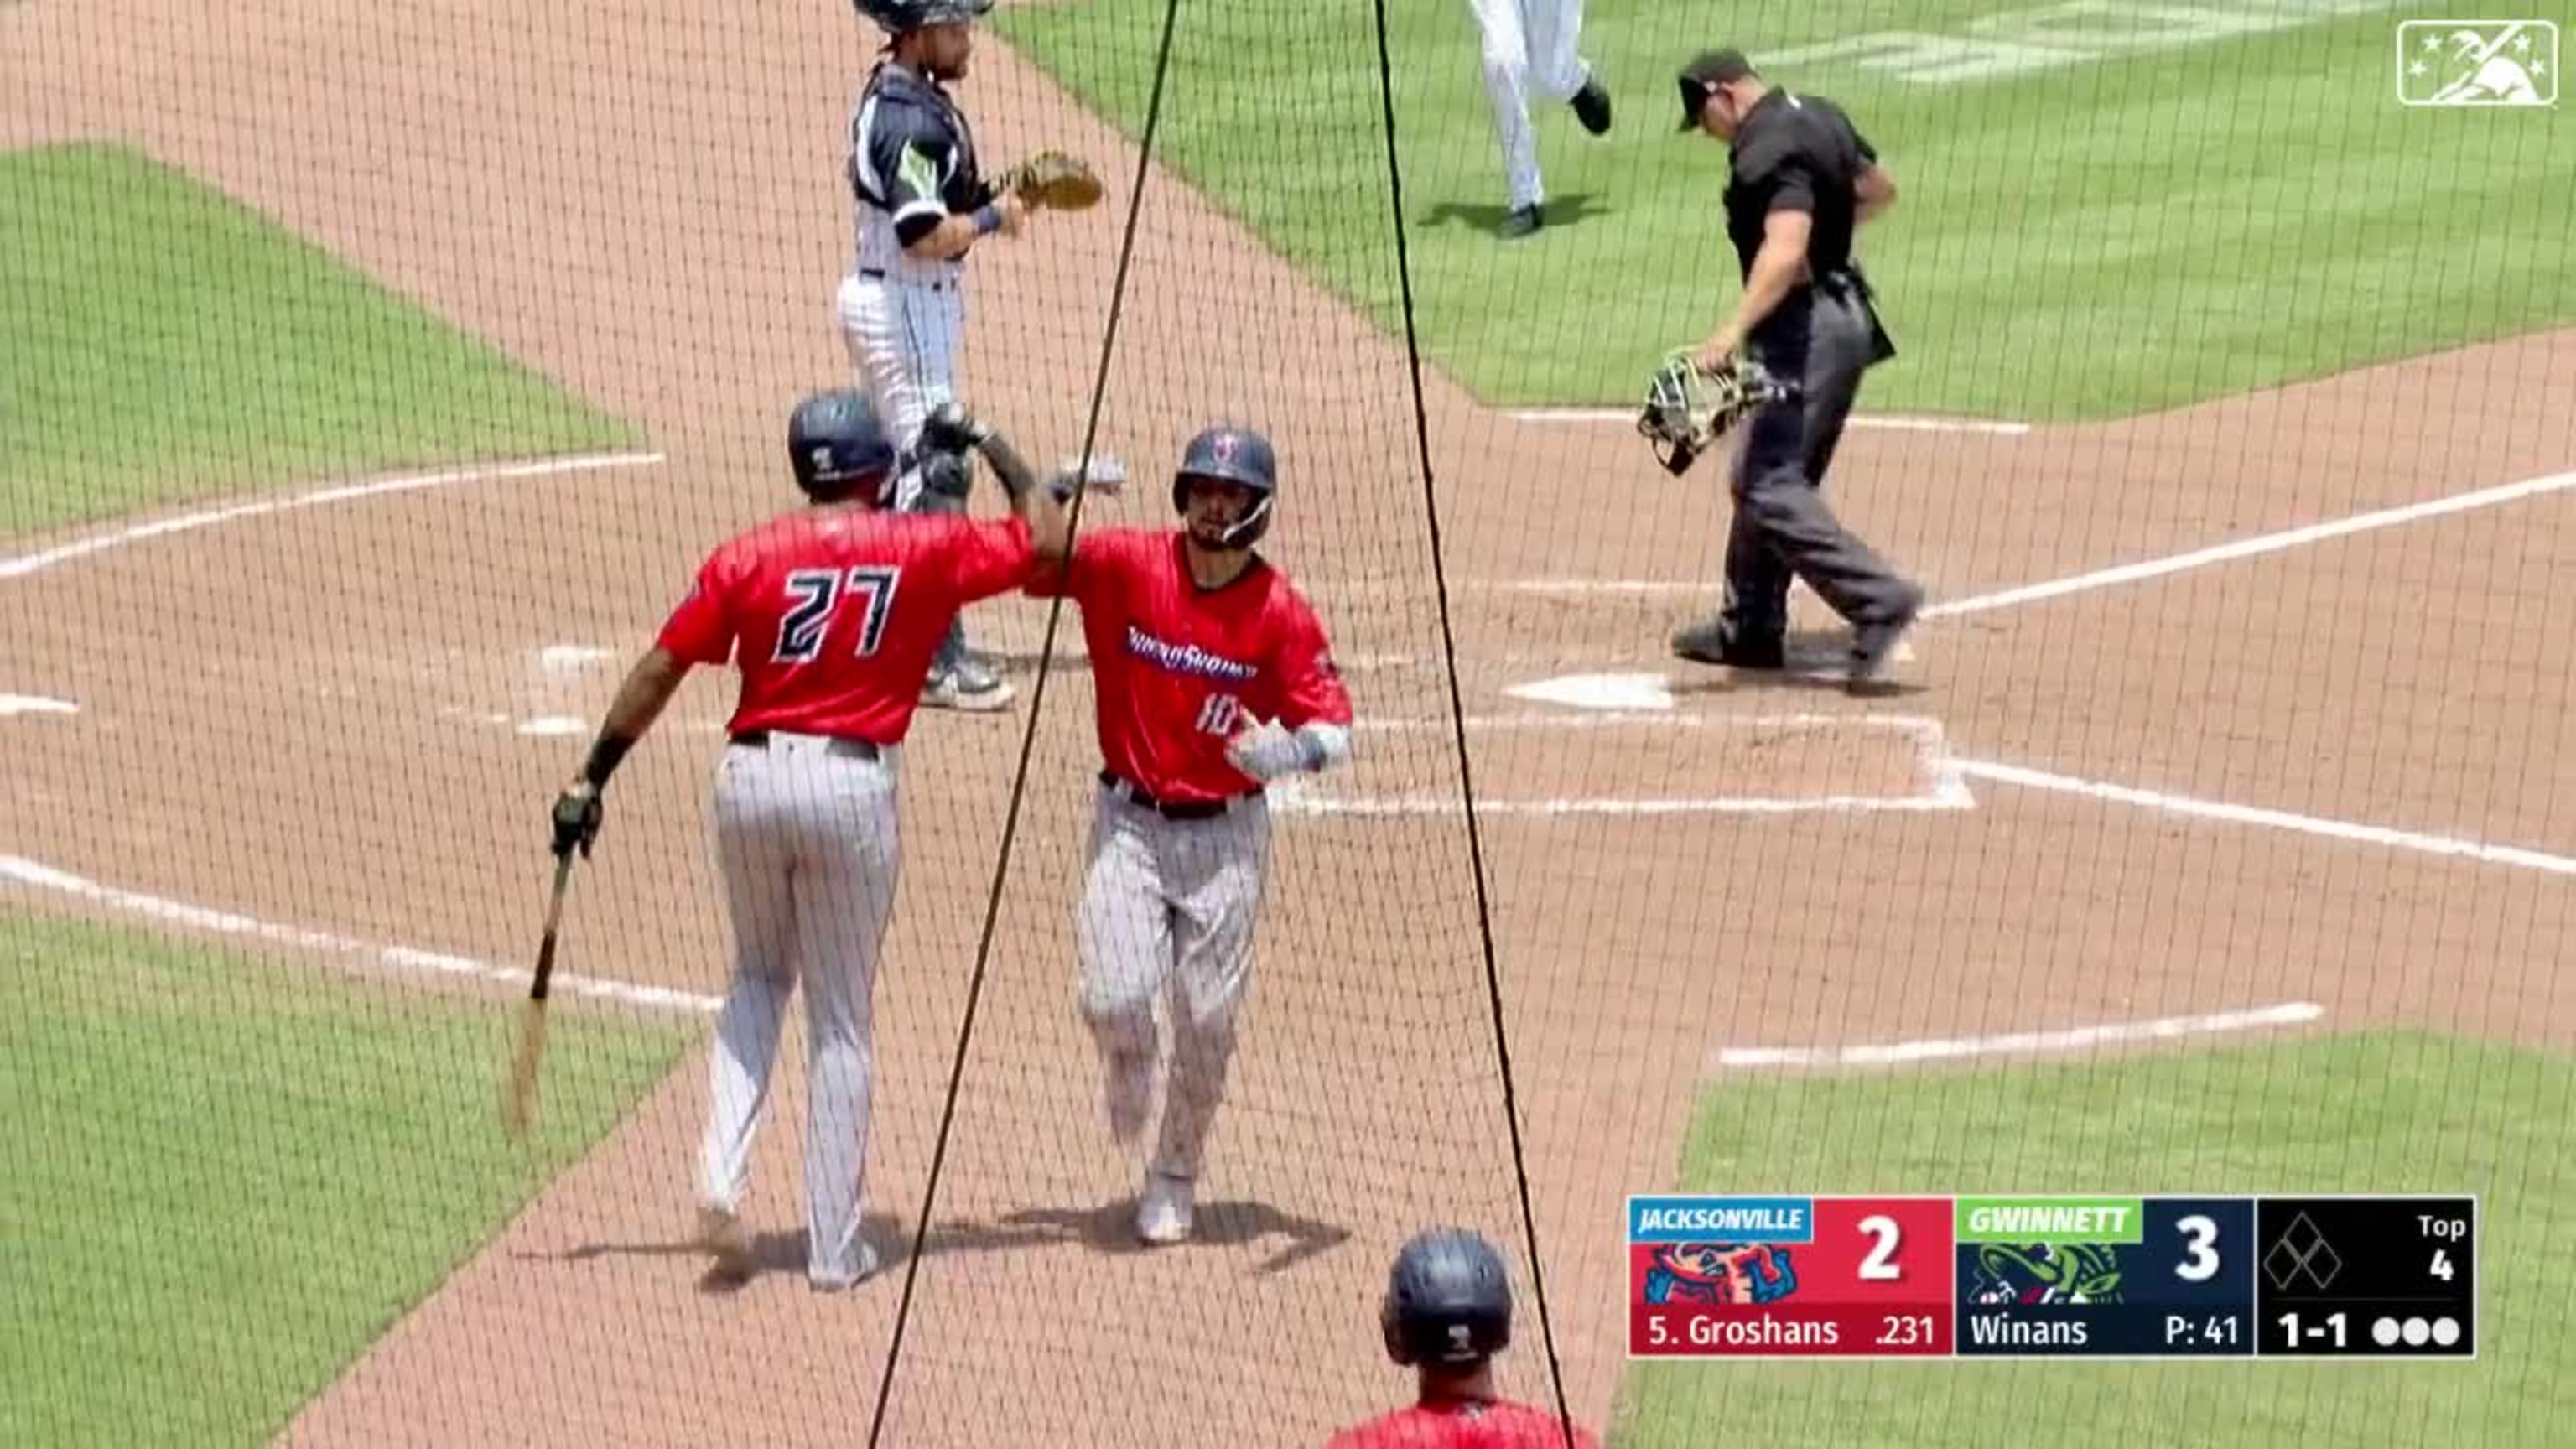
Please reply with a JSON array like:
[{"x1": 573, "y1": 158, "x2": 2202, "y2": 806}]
[
  {"x1": 1326, "y1": 1400, "x2": 1602, "y2": 1449},
  {"x1": 658, "y1": 510, "x2": 1035, "y2": 742},
  {"x1": 1031, "y1": 527, "x2": 1353, "y2": 802}
]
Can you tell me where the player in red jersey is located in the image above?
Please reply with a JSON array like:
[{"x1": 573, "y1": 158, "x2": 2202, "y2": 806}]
[
  {"x1": 546, "y1": 387, "x2": 1074, "y2": 1291},
  {"x1": 1328, "y1": 1228, "x2": 1601, "y2": 1449},
  {"x1": 1026, "y1": 422, "x2": 1354, "y2": 1245}
]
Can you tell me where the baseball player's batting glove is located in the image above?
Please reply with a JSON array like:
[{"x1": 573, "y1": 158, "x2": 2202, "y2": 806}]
[
  {"x1": 993, "y1": 149, "x2": 1104, "y2": 212},
  {"x1": 1635, "y1": 348, "x2": 1799, "y2": 477},
  {"x1": 550, "y1": 782, "x2": 603, "y2": 859}
]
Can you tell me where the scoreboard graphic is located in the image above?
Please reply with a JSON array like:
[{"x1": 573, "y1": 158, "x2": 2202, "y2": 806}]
[{"x1": 1627, "y1": 1194, "x2": 2476, "y2": 1360}]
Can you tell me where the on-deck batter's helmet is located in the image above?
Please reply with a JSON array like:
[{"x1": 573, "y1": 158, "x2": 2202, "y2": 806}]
[
  {"x1": 1380, "y1": 1228, "x2": 1514, "y2": 1368},
  {"x1": 854, "y1": 0, "x2": 992, "y2": 35},
  {"x1": 1172, "y1": 423, "x2": 1278, "y2": 549},
  {"x1": 787, "y1": 388, "x2": 897, "y2": 504}
]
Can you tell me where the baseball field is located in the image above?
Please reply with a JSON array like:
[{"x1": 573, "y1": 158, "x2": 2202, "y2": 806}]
[{"x1": 4, "y1": 0, "x2": 2572, "y2": 1445}]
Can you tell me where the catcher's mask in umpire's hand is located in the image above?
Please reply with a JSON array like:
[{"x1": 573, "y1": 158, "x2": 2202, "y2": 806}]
[
  {"x1": 788, "y1": 388, "x2": 897, "y2": 505},
  {"x1": 856, "y1": 0, "x2": 992, "y2": 34},
  {"x1": 1173, "y1": 423, "x2": 1278, "y2": 549},
  {"x1": 1381, "y1": 1227, "x2": 1514, "y2": 1368},
  {"x1": 1636, "y1": 350, "x2": 1797, "y2": 477}
]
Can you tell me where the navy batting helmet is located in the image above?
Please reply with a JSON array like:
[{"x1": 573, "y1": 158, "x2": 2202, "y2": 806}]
[
  {"x1": 855, "y1": 0, "x2": 991, "y2": 34},
  {"x1": 1380, "y1": 1228, "x2": 1514, "y2": 1368},
  {"x1": 1172, "y1": 423, "x2": 1278, "y2": 549},
  {"x1": 787, "y1": 388, "x2": 896, "y2": 504}
]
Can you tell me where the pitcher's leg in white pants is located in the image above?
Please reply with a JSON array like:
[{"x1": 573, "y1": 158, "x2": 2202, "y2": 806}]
[{"x1": 1467, "y1": 0, "x2": 1545, "y2": 212}]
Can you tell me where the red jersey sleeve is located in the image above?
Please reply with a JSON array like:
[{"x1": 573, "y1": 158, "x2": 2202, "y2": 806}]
[
  {"x1": 1266, "y1": 591, "x2": 1354, "y2": 729},
  {"x1": 942, "y1": 516, "x2": 1039, "y2": 601},
  {"x1": 1023, "y1": 527, "x2": 1128, "y2": 601},
  {"x1": 655, "y1": 546, "x2": 741, "y2": 667}
]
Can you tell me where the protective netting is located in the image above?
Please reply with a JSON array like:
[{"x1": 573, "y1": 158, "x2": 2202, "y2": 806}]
[{"x1": 7, "y1": 0, "x2": 2575, "y2": 1446}]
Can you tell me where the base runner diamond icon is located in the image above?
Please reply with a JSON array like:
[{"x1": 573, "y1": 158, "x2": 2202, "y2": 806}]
[{"x1": 2397, "y1": 20, "x2": 2558, "y2": 107}]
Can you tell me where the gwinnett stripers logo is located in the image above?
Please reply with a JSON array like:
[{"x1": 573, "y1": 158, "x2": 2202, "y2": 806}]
[{"x1": 1124, "y1": 625, "x2": 1258, "y2": 683}]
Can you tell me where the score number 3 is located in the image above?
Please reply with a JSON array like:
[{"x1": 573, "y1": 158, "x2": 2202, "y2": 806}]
[{"x1": 775, "y1": 566, "x2": 901, "y2": 662}]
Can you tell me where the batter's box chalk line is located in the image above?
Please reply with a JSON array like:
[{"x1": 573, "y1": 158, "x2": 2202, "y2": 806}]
[{"x1": 1275, "y1": 711, "x2": 1975, "y2": 818}]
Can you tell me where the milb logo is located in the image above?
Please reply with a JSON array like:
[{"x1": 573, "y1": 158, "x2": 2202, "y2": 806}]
[{"x1": 2397, "y1": 20, "x2": 2557, "y2": 106}]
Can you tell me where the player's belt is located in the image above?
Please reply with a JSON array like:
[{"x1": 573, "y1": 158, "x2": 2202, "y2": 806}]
[
  {"x1": 857, "y1": 267, "x2": 955, "y2": 292},
  {"x1": 1099, "y1": 771, "x2": 1260, "y2": 821},
  {"x1": 730, "y1": 730, "x2": 882, "y2": 760}
]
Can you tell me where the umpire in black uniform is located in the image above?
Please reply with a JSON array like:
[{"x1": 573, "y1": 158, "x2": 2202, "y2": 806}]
[{"x1": 1670, "y1": 48, "x2": 1923, "y2": 689}]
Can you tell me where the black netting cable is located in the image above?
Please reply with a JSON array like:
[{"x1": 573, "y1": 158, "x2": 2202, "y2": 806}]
[
  {"x1": 1364, "y1": 0, "x2": 1575, "y2": 1442},
  {"x1": 862, "y1": 0, "x2": 1187, "y2": 1441}
]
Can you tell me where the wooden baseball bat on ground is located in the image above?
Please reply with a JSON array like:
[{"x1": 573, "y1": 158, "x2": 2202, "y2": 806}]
[{"x1": 502, "y1": 851, "x2": 578, "y2": 1139}]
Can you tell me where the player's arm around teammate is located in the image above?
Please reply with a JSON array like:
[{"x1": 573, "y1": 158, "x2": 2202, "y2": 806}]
[
  {"x1": 544, "y1": 389, "x2": 1062, "y2": 1292},
  {"x1": 1023, "y1": 423, "x2": 1354, "y2": 1247}
]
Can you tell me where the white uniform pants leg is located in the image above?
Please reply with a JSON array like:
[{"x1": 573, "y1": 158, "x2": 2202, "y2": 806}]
[
  {"x1": 836, "y1": 270, "x2": 989, "y2": 679},
  {"x1": 1076, "y1": 792, "x2": 1171, "y2": 1142},
  {"x1": 699, "y1": 737, "x2": 901, "y2": 1288},
  {"x1": 1150, "y1": 800, "x2": 1271, "y2": 1184},
  {"x1": 1469, "y1": 0, "x2": 1593, "y2": 211}
]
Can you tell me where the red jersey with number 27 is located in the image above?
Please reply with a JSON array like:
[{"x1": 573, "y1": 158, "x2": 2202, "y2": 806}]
[
  {"x1": 1029, "y1": 528, "x2": 1352, "y2": 803},
  {"x1": 657, "y1": 509, "x2": 1035, "y2": 744},
  {"x1": 1326, "y1": 1400, "x2": 1600, "y2": 1449}
]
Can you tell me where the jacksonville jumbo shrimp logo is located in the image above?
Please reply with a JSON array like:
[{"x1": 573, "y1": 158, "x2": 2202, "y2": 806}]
[
  {"x1": 1124, "y1": 625, "x2": 1258, "y2": 683},
  {"x1": 1643, "y1": 1242, "x2": 1800, "y2": 1306}
]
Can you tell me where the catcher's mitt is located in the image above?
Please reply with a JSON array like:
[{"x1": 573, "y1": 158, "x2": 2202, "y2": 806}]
[
  {"x1": 996, "y1": 150, "x2": 1104, "y2": 212},
  {"x1": 1635, "y1": 349, "x2": 1799, "y2": 476}
]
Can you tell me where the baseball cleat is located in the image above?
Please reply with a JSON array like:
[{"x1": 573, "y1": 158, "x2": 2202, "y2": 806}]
[
  {"x1": 1135, "y1": 1170, "x2": 1196, "y2": 1246},
  {"x1": 1103, "y1": 1049, "x2": 1153, "y2": 1145},
  {"x1": 1498, "y1": 204, "x2": 1544, "y2": 240},
  {"x1": 697, "y1": 1207, "x2": 758, "y2": 1283},
  {"x1": 1571, "y1": 77, "x2": 1613, "y2": 135},
  {"x1": 921, "y1": 661, "x2": 1015, "y2": 712},
  {"x1": 1847, "y1": 586, "x2": 1924, "y2": 693},
  {"x1": 809, "y1": 1242, "x2": 881, "y2": 1293}
]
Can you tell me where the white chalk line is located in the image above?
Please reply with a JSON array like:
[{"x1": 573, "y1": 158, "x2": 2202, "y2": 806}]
[
  {"x1": 0, "y1": 854, "x2": 721, "y2": 1015},
  {"x1": 1950, "y1": 758, "x2": 2576, "y2": 876},
  {"x1": 1280, "y1": 711, "x2": 1973, "y2": 816},
  {"x1": 1, "y1": 450, "x2": 667, "y2": 580},
  {"x1": 1507, "y1": 407, "x2": 2032, "y2": 437},
  {"x1": 1317, "y1": 467, "x2": 2576, "y2": 615},
  {"x1": 1926, "y1": 468, "x2": 2576, "y2": 619},
  {"x1": 1714, "y1": 1002, "x2": 2327, "y2": 1071}
]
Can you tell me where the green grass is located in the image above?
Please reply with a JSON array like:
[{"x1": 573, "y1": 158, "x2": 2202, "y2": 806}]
[
  {"x1": 1, "y1": 143, "x2": 638, "y2": 533},
  {"x1": 994, "y1": 1, "x2": 2576, "y2": 418},
  {"x1": 0, "y1": 914, "x2": 694, "y2": 1447},
  {"x1": 1611, "y1": 1031, "x2": 2576, "y2": 1447}
]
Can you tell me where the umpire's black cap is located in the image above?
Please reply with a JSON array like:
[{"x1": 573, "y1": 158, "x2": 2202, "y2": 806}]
[{"x1": 1676, "y1": 48, "x2": 1758, "y2": 131}]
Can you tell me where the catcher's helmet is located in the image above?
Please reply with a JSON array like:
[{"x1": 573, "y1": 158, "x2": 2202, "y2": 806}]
[
  {"x1": 854, "y1": 0, "x2": 991, "y2": 34},
  {"x1": 787, "y1": 388, "x2": 896, "y2": 504},
  {"x1": 1380, "y1": 1228, "x2": 1514, "y2": 1368},
  {"x1": 1172, "y1": 423, "x2": 1278, "y2": 549}
]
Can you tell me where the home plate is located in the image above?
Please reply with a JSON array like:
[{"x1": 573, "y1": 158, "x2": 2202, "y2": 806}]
[
  {"x1": 1504, "y1": 673, "x2": 1676, "y2": 712},
  {"x1": 0, "y1": 693, "x2": 80, "y2": 717}
]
